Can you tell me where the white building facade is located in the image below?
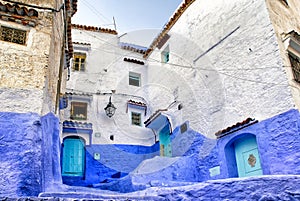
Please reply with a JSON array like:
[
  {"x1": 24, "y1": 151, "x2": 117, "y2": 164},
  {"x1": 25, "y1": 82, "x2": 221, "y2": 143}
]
[
  {"x1": 144, "y1": 0, "x2": 297, "y2": 138},
  {"x1": 63, "y1": 25, "x2": 156, "y2": 146},
  {"x1": 64, "y1": 0, "x2": 300, "y2": 143}
]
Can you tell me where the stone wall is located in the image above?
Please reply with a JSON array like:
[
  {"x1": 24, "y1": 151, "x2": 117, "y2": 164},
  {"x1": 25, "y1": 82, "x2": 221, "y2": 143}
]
[
  {"x1": 44, "y1": 0, "x2": 66, "y2": 115},
  {"x1": 266, "y1": 0, "x2": 300, "y2": 109},
  {"x1": 0, "y1": 0, "x2": 66, "y2": 115}
]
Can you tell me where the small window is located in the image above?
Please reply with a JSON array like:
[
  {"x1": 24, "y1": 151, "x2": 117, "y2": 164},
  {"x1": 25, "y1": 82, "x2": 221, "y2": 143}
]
[
  {"x1": 161, "y1": 45, "x2": 170, "y2": 63},
  {"x1": 289, "y1": 54, "x2": 300, "y2": 83},
  {"x1": 131, "y1": 112, "x2": 141, "y2": 126},
  {"x1": 129, "y1": 72, "x2": 141, "y2": 87},
  {"x1": 70, "y1": 102, "x2": 87, "y2": 120},
  {"x1": 73, "y1": 53, "x2": 86, "y2": 71},
  {"x1": 0, "y1": 26, "x2": 27, "y2": 45}
]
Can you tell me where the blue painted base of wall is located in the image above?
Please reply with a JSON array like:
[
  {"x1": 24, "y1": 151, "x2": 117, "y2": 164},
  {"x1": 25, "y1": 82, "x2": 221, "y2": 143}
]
[
  {"x1": 62, "y1": 143, "x2": 159, "y2": 187},
  {"x1": 2, "y1": 109, "x2": 300, "y2": 198},
  {"x1": 39, "y1": 175, "x2": 300, "y2": 200},
  {"x1": 86, "y1": 109, "x2": 300, "y2": 193}
]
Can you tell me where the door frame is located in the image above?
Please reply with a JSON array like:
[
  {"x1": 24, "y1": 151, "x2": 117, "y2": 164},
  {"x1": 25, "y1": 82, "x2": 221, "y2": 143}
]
[
  {"x1": 224, "y1": 133, "x2": 262, "y2": 178},
  {"x1": 61, "y1": 136, "x2": 86, "y2": 177}
]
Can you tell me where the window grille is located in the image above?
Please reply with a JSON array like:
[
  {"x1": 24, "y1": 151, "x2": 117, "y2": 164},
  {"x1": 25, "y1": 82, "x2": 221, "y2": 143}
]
[
  {"x1": 70, "y1": 102, "x2": 87, "y2": 120},
  {"x1": 0, "y1": 26, "x2": 27, "y2": 45},
  {"x1": 289, "y1": 54, "x2": 300, "y2": 83},
  {"x1": 131, "y1": 112, "x2": 141, "y2": 126}
]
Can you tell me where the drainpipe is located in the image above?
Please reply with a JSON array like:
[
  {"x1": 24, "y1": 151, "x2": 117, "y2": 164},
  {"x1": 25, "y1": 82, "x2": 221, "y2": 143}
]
[{"x1": 55, "y1": 3, "x2": 67, "y2": 114}]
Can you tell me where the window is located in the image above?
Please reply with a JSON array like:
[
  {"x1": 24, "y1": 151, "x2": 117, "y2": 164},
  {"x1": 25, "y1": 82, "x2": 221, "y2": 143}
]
[
  {"x1": 131, "y1": 112, "x2": 141, "y2": 126},
  {"x1": 129, "y1": 72, "x2": 141, "y2": 87},
  {"x1": 70, "y1": 102, "x2": 87, "y2": 120},
  {"x1": 289, "y1": 54, "x2": 300, "y2": 83},
  {"x1": 279, "y1": 0, "x2": 288, "y2": 6},
  {"x1": 0, "y1": 26, "x2": 27, "y2": 45},
  {"x1": 73, "y1": 52, "x2": 86, "y2": 71},
  {"x1": 161, "y1": 45, "x2": 170, "y2": 63}
]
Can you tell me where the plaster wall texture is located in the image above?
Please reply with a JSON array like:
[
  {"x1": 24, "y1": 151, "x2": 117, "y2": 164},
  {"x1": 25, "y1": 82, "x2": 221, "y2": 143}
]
[
  {"x1": 0, "y1": 112, "x2": 43, "y2": 197},
  {"x1": 0, "y1": 1, "x2": 65, "y2": 115},
  {"x1": 41, "y1": 113, "x2": 62, "y2": 191},
  {"x1": 82, "y1": 143, "x2": 159, "y2": 185},
  {"x1": 0, "y1": 112, "x2": 61, "y2": 197},
  {"x1": 41, "y1": 176, "x2": 300, "y2": 200},
  {"x1": 129, "y1": 175, "x2": 300, "y2": 201},
  {"x1": 88, "y1": 109, "x2": 300, "y2": 193},
  {"x1": 147, "y1": 0, "x2": 295, "y2": 138},
  {"x1": 66, "y1": 29, "x2": 155, "y2": 145},
  {"x1": 266, "y1": 0, "x2": 300, "y2": 109},
  {"x1": 217, "y1": 109, "x2": 300, "y2": 177}
]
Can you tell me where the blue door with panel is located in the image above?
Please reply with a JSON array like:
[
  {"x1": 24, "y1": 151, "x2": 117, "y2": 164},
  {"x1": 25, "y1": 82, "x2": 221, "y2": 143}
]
[
  {"x1": 234, "y1": 135, "x2": 262, "y2": 177},
  {"x1": 159, "y1": 124, "x2": 172, "y2": 157},
  {"x1": 62, "y1": 137, "x2": 85, "y2": 177}
]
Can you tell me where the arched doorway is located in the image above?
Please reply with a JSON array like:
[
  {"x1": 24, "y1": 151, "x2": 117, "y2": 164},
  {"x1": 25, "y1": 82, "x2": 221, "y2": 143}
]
[
  {"x1": 234, "y1": 135, "x2": 262, "y2": 177},
  {"x1": 62, "y1": 137, "x2": 85, "y2": 177},
  {"x1": 225, "y1": 134, "x2": 262, "y2": 177},
  {"x1": 159, "y1": 124, "x2": 172, "y2": 157}
]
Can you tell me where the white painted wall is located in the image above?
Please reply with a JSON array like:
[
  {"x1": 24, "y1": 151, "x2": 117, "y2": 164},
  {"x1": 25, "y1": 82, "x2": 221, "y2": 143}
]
[
  {"x1": 146, "y1": 0, "x2": 295, "y2": 138},
  {"x1": 67, "y1": 0, "x2": 296, "y2": 143},
  {"x1": 64, "y1": 28, "x2": 155, "y2": 145}
]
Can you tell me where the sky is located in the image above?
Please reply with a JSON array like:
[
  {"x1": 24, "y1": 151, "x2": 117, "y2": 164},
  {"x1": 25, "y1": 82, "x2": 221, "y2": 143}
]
[{"x1": 72, "y1": 0, "x2": 183, "y2": 46}]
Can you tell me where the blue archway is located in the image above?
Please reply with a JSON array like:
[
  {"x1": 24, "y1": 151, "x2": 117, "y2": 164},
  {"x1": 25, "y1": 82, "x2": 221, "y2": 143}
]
[{"x1": 224, "y1": 134, "x2": 262, "y2": 178}]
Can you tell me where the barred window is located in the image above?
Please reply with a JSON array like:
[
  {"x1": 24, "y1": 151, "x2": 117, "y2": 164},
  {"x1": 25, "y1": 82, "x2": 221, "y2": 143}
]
[
  {"x1": 131, "y1": 112, "x2": 141, "y2": 126},
  {"x1": 289, "y1": 54, "x2": 300, "y2": 83},
  {"x1": 0, "y1": 26, "x2": 27, "y2": 45},
  {"x1": 70, "y1": 102, "x2": 87, "y2": 120},
  {"x1": 73, "y1": 53, "x2": 86, "y2": 71}
]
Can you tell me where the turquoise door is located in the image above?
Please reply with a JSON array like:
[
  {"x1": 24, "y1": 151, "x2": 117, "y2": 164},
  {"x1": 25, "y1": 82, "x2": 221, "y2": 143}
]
[
  {"x1": 159, "y1": 125, "x2": 172, "y2": 157},
  {"x1": 234, "y1": 136, "x2": 262, "y2": 177},
  {"x1": 62, "y1": 137, "x2": 85, "y2": 176}
]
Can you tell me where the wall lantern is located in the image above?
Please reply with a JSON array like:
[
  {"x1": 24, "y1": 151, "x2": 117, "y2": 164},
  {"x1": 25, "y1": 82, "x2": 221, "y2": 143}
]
[{"x1": 104, "y1": 96, "x2": 116, "y2": 118}]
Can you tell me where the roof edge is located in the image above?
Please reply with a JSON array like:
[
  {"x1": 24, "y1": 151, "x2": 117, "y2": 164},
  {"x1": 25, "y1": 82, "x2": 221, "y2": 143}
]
[
  {"x1": 143, "y1": 0, "x2": 196, "y2": 58},
  {"x1": 72, "y1": 24, "x2": 118, "y2": 35}
]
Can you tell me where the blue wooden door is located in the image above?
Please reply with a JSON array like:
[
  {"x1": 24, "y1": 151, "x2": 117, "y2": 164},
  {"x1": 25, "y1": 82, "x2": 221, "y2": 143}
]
[
  {"x1": 62, "y1": 138, "x2": 85, "y2": 176},
  {"x1": 159, "y1": 125, "x2": 172, "y2": 157},
  {"x1": 234, "y1": 136, "x2": 262, "y2": 177}
]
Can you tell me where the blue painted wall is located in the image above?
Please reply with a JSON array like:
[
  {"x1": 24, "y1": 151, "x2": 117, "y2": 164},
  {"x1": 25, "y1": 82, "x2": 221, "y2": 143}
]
[
  {"x1": 41, "y1": 113, "x2": 62, "y2": 191},
  {"x1": 217, "y1": 109, "x2": 300, "y2": 178},
  {"x1": 62, "y1": 143, "x2": 159, "y2": 186},
  {"x1": 0, "y1": 112, "x2": 61, "y2": 197},
  {"x1": 1, "y1": 109, "x2": 300, "y2": 197},
  {"x1": 99, "y1": 109, "x2": 300, "y2": 192}
]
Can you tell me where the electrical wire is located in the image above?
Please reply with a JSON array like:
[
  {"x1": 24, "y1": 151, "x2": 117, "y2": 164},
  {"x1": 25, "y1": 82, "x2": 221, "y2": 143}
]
[
  {"x1": 81, "y1": 0, "x2": 111, "y2": 23},
  {"x1": 66, "y1": 2, "x2": 300, "y2": 89}
]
